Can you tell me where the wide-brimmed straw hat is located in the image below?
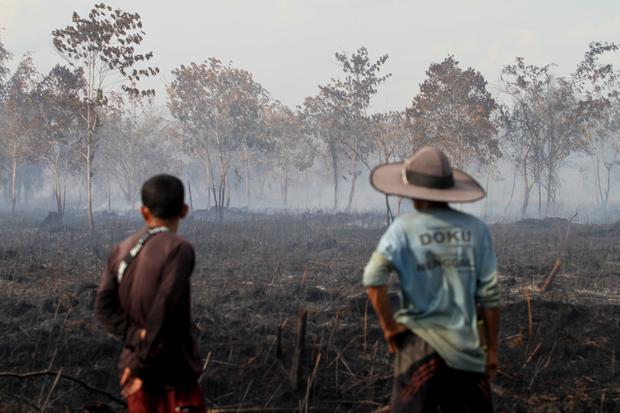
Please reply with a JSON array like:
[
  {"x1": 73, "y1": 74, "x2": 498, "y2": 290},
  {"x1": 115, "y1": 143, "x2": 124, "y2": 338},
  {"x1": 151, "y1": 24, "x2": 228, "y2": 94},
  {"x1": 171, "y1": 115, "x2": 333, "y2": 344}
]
[{"x1": 370, "y1": 146, "x2": 485, "y2": 203}]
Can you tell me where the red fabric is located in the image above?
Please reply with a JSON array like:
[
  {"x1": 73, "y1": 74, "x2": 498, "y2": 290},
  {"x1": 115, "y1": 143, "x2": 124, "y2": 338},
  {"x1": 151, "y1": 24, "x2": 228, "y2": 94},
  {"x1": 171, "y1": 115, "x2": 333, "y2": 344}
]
[{"x1": 127, "y1": 382, "x2": 206, "y2": 413}]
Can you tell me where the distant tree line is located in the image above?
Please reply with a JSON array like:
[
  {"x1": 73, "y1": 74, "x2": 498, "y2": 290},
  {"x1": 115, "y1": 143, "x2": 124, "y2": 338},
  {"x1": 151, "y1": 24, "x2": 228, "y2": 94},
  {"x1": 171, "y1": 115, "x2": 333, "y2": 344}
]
[{"x1": 0, "y1": 3, "x2": 619, "y2": 229}]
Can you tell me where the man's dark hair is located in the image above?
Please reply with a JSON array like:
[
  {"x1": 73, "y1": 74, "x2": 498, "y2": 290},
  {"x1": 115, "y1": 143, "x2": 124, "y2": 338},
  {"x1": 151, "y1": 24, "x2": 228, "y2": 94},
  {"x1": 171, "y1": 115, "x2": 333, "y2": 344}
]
[{"x1": 141, "y1": 174, "x2": 185, "y2": 219}]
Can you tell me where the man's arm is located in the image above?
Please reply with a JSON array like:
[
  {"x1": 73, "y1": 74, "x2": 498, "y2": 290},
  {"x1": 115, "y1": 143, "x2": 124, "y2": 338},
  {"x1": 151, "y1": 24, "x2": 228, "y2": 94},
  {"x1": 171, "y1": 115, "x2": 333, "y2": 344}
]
[
  {"x1": 95, "y1": 246, "x2": 127, "y2": 339},
  {"x1": 363, "y1": 221, "x2": 408, "y2": 352},
  {"x1": 477, "y1": 225, "x2": 501, "y2": 380},
  {"x1": 481, "y1": 306, "x2": 500, "y2": 379},
  {"x1": 130, "y1": 242, "x2": 195, "y2": 379},
  {"x1": 367, "y1": 286, "x2": 408, "y2": 353}
]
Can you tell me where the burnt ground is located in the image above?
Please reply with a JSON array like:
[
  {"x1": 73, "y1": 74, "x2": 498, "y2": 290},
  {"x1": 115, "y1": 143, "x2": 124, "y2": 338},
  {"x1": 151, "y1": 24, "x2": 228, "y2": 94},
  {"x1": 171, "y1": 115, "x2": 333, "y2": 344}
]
[{"x1": 0, "y1": 212, "x2": 618, "y2": 412}]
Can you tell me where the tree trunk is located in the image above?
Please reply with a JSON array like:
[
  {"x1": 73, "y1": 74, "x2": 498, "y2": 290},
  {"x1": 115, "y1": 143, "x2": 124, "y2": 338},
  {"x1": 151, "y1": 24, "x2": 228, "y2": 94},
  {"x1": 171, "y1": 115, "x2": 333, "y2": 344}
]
[
  {"x1": 130, "y1": 182, "x2": 135, "y2": 211},
  {"x1": 604, "y1": 163, "x2": 612, "y2": 210},
  {"x1": 483, "y1": 172, "x2": 491, "y2": 219},
  {"x1": 544, "y1": 167, "x2": 555, "y2": 217},
  {"x1": 187, "y1": 179, "x2": 194, "y2": 212},
  {"x1": 520, "y1": 168, "x2": 535, "y2": 219},
  {"x1": 331, "y1": 150, "x2": 339, "y2": 212},
  {"x1": 86, "y1": 119, "x2": 95, "y2": 232},
  {"x1": 504, "y1": 167, "x2": 518, "y2": 213},
  {"x1": 11, "y1": 156, "x2": 17, "y2": 216},
  {"x1": 595, "y1": 156, "x2": 604, "y2": 206},
  {"x1": 62, "y1": 173, "x2": 67, "y2": 217},
  {"x1": 106, "y1": 173, "x2": 111, "y2": 212},
  {"x1": 545, "y1": 176, "x2": 552, "y2": 218},
  {"x1": 244, "y1": 145, "x2": 251, "y2": 208},
  {"x1": 346, "y1": 154, "x2": 359, "y2": 213},
  {"x1": 202, "y1": 158, "x2": 213, "y2": 210},
  {"x1": 521, "y1": 186, "x2": 532, "y2": 219},
  {"x1": 346, "y1": 173, "x2": 358, "y2": 213},
  {"x1": 215, "y1": 164, "x2": 226, "y2": 224},
  {"x1": 384, "y1": 195, "x2": 393, "y2": 226},
  {"x1": 537, "y1": 180, "x2": 542, "y2": 218},
  {"x1": 520, "y1": 163, "x2": 531, "y2": 219},
  {"x1": 282, "y1": 166, "x2": 289, "y2": 208},
  {"x1": 53, "y1": 164, "x2": 63, "y2": 216},
  {"x1": 77, "y1": 172, "x2": 83, "y2": 211},
  {"x1": 226, "y1": 177, "x2": 231, "y2": 209}
]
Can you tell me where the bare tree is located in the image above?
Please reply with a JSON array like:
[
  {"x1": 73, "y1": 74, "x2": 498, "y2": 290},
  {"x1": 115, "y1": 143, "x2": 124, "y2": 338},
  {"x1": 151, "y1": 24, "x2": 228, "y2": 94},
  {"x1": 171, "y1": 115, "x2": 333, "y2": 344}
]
[
  {"x1": 573, "y1": 41, "x2": 620, "y2": 210},
  {"x1": 0, "y1": 33, "x2": 11, "y2": 97},
  {"x1": 168, "y1": 59, "x2": 268, "y2": 221},
  {"x1": 500, "y1": 57, "x2": 588, "y2": 217},
  {"x1": 368, "y1": 111, "x2": 411, "y2": 165},
  {"x1": 98, "y1": 99, "x2": 181, "y2": 210},
  {"x1": 322, "y1": 47, "x2": 391, "y2": 211},
  {"x1": 406, "y1": 55, "x2": 499, "y2": 170},
  {"x1": 299, "y1": 88, "x2": 348, "y2": 211},
  {"x1": 35, "y1": 65, "x2": 84, "y2": 216},
  {"x1": 0, "y1": 54, "x2": 39, "y2": 214},
  {"x1": 368, "y1": 111, "x2": 415, "y2": 221},
  {"x1": 266, "y1": 102, "x2": 315, "y2": 206},
  {"x1": 52, "y1": 3, "x2": 158, "y2": 231},
  {"x1": 0, "y1": 33, "x2": 12, "y2": 205}
]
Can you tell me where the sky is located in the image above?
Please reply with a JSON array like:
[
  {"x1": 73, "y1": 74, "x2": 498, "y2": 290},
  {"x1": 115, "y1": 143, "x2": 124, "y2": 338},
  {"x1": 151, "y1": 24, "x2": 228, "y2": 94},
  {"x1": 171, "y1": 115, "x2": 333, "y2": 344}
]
[
  {"x1": 1, "y1": 0, "x2": 620, "y2": 113},
  {"x1": 1, "y1": 0, "x2": 620, "y2": 214}
]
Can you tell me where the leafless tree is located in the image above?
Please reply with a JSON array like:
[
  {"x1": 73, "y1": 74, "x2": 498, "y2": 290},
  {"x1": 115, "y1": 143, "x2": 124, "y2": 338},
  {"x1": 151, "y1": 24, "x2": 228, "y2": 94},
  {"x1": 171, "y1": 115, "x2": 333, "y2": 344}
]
[
  {"x1": 34, "y1": 65, "x2": 84, "y2": 216},
  {"x1": 573, "y1": 41, "x2": 620, "y2": 210},
  {"x1": 406, "y1": 55, "x2": 500, "y2": 171},
  {"x1": 168, "y1": 59, "x2": 269, "y2": 221},
  {"x1": 266, "y1": 102, "x2": 315, "y2": 206},
  {"x1": 52, "y1": 3, "x2": 158, "y2": 231},
  {"x1": 500, "y1": 58, "x2": 588, "y2": 217},
  {"x1": 0, "y1": 54, "x2": 39, "y2": 215},
  {"x1": 322, "y1": 47, "x2": 391, "y2": 211}
]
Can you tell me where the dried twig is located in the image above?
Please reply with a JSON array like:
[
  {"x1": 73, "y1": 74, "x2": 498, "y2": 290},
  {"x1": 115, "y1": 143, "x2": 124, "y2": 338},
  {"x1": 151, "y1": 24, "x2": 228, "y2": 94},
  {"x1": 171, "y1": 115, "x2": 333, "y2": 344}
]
[
  {"x1": 41, "y1": 367, "x2": 63, "y2": 411},
  {"x1": 363, "y1": 298, "x2": 369, "y2": 353},
  {"x1": 0, "y1": 369, "x2": 126, "y2": 406},
  {"x1": 526, "y1": 289, "x2": 533, "y2": 339},
  {"x1": 198, "y1": 351, "x2": 212, "y2": 384},
  {"x1": 540, "y1": 211, "x2": 577, "y2": 293},
  {"x1": 540, "y1": 258, "x2": 562, "y2": 293},
  {"x1": 302, "y1": 353, "x2": 322, "y2": 413},
  {"x1": 289, "y1": 309, "x2": 307, "y2": 391}
]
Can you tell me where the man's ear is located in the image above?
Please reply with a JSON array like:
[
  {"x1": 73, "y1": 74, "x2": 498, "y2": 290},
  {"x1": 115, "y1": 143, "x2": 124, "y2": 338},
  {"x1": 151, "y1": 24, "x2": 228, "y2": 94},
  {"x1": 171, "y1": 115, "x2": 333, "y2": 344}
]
[
  {"x1": 140, "y1": 206, "x2": 151, "y2": 222},
  {"x1": 180, "y1": 204, "x2": 189, "y2": 219}
]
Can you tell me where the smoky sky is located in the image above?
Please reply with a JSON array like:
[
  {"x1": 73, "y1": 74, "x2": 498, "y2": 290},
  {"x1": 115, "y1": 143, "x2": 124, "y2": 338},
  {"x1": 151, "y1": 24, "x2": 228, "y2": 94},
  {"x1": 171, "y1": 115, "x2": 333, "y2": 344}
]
[{"x1": 1, "y1": 0, "x2": 620, "y2": 113}]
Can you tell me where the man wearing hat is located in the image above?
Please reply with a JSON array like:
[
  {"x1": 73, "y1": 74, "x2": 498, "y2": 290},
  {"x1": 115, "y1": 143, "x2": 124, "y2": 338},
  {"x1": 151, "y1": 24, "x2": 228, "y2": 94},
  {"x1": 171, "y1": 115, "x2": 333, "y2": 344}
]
[{"x1": 363, "y1": 146, "x2": 500, "y2": 412}]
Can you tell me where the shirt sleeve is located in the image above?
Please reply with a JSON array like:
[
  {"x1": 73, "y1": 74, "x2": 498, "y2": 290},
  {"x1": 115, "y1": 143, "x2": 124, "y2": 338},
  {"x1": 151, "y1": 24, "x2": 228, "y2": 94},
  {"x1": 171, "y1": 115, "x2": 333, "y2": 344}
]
[
  {"x1": 131, "y1": 242, "x2": 195, "y2": 378},
  {"x1": 95, "y1": 245, "x2": 128, "y2": 339},
  {"x1": 476, "y1": 225, "x2": 500, "y2": 308},
  {"x1": 362, "y1": 220, "x2": 405, "y2": 287}
]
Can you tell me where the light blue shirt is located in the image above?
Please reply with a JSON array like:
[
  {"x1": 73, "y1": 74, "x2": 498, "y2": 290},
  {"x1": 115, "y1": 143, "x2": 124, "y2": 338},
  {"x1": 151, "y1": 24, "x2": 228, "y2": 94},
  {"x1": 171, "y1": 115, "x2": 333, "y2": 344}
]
[{"x1": 363, "y1": 208, "x2": 500, "y2": 373}]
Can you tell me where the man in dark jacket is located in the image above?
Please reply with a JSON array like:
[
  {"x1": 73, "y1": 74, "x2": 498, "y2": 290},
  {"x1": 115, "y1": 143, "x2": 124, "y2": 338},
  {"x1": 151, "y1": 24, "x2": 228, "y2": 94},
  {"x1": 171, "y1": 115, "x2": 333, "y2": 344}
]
[{"x1": 96, "y1": 174, "x2": 205, "y2": 413}]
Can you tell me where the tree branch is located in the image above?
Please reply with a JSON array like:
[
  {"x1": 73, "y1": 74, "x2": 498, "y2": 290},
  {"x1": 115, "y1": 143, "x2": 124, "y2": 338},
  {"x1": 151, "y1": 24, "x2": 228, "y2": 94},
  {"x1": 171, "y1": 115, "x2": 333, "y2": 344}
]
[{"x1": 0, "y1": 369, "x2": 126, "y2": 406}]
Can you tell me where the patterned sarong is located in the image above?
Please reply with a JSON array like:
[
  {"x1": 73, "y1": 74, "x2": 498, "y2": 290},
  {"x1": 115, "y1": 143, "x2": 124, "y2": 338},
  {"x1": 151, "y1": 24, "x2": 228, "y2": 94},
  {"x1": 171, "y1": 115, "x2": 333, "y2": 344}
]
[
  {"x1": 391, "y1": 332, "x2": 493, "y2": 413},
  {"x1": 127, "y1": 381, "x2": 205, "y2": 413}
]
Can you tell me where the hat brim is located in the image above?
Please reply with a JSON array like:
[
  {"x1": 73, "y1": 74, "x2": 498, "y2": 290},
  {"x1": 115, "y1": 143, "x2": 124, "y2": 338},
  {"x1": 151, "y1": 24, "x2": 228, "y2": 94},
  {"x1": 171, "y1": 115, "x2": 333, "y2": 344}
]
[{"x1": 370, "y1": 162, "x2": 486, "y2": 203}]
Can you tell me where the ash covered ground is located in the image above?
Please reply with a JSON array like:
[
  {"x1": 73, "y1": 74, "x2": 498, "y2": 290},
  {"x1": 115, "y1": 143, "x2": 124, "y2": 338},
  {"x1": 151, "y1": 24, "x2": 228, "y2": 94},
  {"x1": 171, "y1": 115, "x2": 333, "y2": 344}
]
[{"x1": 0, "y1": 212, "x2": 618, "y2": 412}]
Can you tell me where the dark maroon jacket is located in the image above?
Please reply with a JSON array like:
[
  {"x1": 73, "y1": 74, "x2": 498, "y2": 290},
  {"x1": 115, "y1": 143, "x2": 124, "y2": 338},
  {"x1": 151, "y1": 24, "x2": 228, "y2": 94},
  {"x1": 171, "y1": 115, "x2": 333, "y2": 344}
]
[{"x1": 95, "y1": 227, "x2": 202, "y2": 385}]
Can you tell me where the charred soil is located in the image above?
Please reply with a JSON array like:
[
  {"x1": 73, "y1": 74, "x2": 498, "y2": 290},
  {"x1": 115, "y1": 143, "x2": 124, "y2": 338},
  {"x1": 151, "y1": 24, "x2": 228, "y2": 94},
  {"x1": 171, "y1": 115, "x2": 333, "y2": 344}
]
[{"x1": 0, "y1": 213, "x2": 618, "y2": 412}]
